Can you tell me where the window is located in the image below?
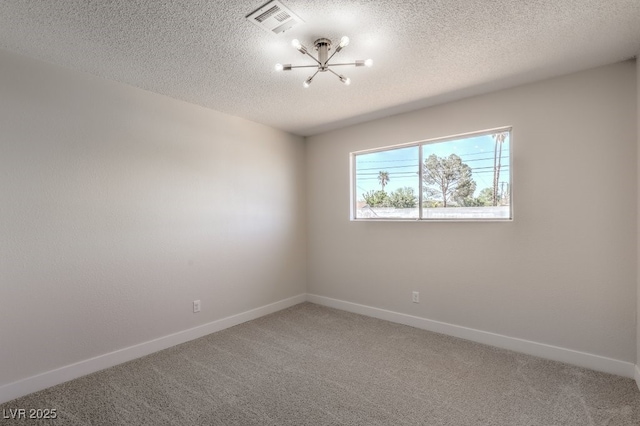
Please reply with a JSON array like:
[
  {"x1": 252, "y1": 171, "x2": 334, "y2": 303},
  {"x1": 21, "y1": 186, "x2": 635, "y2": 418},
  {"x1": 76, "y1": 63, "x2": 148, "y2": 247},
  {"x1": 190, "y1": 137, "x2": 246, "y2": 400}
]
[{"x1": 351, "y1": 128, "x2": 512, "y2": 221}]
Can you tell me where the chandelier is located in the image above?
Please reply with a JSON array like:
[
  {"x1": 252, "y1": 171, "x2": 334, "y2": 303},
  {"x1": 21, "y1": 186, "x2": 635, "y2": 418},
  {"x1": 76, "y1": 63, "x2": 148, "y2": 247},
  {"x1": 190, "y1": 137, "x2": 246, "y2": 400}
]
[{"x1": 275, "y1": 36, "x2": 372, "y2": 88}]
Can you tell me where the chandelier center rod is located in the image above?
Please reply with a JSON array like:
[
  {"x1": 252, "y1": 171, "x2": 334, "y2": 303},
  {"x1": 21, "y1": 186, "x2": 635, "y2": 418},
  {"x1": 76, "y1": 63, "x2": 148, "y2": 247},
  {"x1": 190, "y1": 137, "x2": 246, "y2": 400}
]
[{"x1": 314, "y1": 38, "x2": 332, "y2": 70}]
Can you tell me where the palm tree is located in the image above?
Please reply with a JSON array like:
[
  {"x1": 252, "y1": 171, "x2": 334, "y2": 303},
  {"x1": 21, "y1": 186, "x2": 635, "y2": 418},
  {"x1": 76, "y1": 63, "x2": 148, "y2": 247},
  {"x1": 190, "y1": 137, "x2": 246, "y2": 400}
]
[{"x1": 378, "y1": 171, "x2": 390, "y2": 191}]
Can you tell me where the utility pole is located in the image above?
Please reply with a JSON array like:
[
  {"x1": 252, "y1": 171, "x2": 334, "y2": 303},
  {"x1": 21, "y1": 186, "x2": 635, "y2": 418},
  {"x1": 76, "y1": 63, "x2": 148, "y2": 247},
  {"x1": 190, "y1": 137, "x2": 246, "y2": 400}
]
[{"x1": 492, "y1": 133, "x2": 506, "y2": 206}]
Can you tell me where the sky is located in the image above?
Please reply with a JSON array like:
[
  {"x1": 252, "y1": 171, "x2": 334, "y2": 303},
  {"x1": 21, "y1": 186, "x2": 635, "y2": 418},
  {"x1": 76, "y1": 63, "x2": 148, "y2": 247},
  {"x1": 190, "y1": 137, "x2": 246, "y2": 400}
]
[{"x1": 354, "y1": 132, "x2": 510, "y2": 201}]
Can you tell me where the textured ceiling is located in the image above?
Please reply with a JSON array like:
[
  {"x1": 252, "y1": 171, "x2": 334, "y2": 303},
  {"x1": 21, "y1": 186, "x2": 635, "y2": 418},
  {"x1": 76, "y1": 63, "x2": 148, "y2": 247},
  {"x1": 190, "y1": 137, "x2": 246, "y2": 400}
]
[{"x1": 0, "y1": 1, "x2": 639, "y2": 136}]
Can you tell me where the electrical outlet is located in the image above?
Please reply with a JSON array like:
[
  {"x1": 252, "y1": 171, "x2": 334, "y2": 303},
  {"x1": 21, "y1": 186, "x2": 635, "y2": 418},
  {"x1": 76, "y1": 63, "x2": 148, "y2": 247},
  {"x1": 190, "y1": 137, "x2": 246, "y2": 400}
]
[
  {"x1": 412, "y1": 291, "x2": 419, "y2": 303},
  {"x1": 193, "y1": 300, "x2": 201, "y2": 313}
]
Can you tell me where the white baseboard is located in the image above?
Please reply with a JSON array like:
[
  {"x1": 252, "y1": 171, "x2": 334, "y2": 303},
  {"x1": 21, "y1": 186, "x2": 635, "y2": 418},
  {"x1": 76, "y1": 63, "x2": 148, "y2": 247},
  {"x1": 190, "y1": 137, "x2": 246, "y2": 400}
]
[
  {"x1": 307, "y1": 294, "x2": 636, "y2": 379},
  {"x1": 2, "y1": 293, "x2": 636, "y2": 405},
  {"x1": 0, "y1": 294, "x2": 306, "y2": 404}
]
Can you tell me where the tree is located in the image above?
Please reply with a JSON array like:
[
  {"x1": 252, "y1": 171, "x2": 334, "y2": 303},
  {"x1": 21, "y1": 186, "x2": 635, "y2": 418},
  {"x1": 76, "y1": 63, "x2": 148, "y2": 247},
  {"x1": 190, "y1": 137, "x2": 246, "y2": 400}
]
[
  {"x1": 477, "y1": 187, "x2": 497, "y2": 206},
  {"x1": 362, "y1": 190, "x2": 390, "y2": 207},
  {"x1": 455, "y1": 187, "x2": 501, "y2": 207},
  {"x1": 422, "y1": 154, "x2": 476, "y2": 207},
  {"x1": 423, "y1": 200, "x2": 443, "y2": 208},
  {"x1": 378, "y1": 171, "x2": 390, "y2": 191},
  {"x1": 388, "y1": 187, "x2": 417, "y2": 208},
  {"x1": 455, "y1": 194, "x2": 484, "y2": 207}
]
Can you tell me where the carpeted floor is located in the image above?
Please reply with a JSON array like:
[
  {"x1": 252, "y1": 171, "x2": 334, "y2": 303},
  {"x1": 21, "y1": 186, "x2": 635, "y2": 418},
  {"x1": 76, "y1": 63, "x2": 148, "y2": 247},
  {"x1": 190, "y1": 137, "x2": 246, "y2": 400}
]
[{"x1": 2, "y1": 302, "x2": 639, "y2": 425}]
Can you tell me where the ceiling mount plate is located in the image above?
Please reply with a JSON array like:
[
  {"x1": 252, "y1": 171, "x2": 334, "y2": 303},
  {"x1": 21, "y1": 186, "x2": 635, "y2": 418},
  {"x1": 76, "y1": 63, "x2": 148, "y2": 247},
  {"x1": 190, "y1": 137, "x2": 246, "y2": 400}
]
[{"x1": 246, "y1": 0, "x2": 303, "y2": 35}]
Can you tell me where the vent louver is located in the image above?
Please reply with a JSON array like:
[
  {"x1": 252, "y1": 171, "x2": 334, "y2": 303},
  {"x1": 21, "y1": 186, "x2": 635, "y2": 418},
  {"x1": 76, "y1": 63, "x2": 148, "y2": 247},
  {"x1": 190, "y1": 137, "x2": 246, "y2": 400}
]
[
  {"x1": 246, "y1": 0, "x2": 303, "y2": 34},
  {"x1": 255, "y1": 6, "x2": 279, "y2": 23}
]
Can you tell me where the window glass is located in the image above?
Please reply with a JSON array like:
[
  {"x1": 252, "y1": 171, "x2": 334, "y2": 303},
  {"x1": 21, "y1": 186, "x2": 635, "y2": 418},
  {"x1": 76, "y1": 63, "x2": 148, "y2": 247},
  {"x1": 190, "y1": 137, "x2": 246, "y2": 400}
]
[
  {"x1": 354, "y1": 146, "x2": 419, "y2": 219},
  {"x1": 352, "y1": 129, "x2": 512, "y2": 221}
]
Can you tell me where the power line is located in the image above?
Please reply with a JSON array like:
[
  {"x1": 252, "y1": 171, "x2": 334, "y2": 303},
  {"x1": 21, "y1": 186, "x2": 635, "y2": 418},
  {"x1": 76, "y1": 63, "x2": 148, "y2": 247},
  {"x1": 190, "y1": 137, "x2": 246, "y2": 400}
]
[
  {"x1": 356, "y1": 164, "x2": 419, "y2": 171},
  {"x1": 356, "y1": 166, "x2": 509, "y2": 177},
  {"x1": 357, "y1": 158, "x2": 417, "y2": 163},
  {"x1": 357, "y1": 149, "x2": 509, "y2": 164},
  {"x1": 357, "y1": 154, "x2": 508, "y2": 170}
]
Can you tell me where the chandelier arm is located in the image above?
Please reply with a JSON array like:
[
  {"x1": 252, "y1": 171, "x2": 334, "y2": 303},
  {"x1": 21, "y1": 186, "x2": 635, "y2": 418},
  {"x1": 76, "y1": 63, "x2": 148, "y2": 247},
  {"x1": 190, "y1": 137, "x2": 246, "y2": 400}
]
[
  {"x1": 289, "y1": 64, "x2": 321, "y2": 69},
  {"x1": 303, "y1": 51, "x2": 322, "y2": 66},
  {"x1": 327, "y1": 68, "x2": 343, "y2": 79},
  {"x1": 326, "y1": 47, "x2": 342, "y2": 64},
  {"x1": 325, "y1": 62, "x2": 358, "y2": 67}
]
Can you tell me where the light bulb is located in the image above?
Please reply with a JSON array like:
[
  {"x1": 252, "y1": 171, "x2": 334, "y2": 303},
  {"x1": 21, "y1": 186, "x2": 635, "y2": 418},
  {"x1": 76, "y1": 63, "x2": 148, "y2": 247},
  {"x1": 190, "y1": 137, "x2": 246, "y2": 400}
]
[
  {"x1": 340, "y1": 75, "x2": 351, "y2": 85},
  {"x1": 291, "y1": 39, "x2": 307, "y2": 54},
  {"x1": 303, "y1": 77, "x2": 313, "y2": 88},
  {"x1": 364, "y1": 58, "x2": 373, "y2": 67},
  {"x1": 275, "y1": 63, "x2": 283, "y2": 72},
  {"x1": 339, "y1": 36, "x2": 350, "y2": 48}
]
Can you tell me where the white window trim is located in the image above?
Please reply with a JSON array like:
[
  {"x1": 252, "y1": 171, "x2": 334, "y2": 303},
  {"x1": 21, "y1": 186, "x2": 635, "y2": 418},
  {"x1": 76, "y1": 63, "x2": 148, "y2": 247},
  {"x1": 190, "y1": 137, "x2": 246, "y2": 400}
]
[{"x1": 350, "y1": 126, "x2": 513, "y2": 222}]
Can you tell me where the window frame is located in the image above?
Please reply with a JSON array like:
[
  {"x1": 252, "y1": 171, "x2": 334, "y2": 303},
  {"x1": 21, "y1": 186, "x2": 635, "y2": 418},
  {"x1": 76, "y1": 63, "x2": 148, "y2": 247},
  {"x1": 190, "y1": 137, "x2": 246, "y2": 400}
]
[{"x1": 350, "y1": 127, "x2": 513, "y2": 222}]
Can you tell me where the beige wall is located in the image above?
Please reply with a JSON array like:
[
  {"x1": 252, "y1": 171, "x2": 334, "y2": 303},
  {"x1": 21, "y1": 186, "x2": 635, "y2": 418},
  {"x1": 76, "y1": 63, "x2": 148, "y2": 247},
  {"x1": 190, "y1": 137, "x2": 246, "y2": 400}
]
[
  {"x1": 0, "y1": 49, "x2": 306, "y2": 386},
  {"x1": 0, "y1": 45, "x2": 636, "y2": 392},
  {"x1": 307, "y1": 61, "x2": 637, "y2": 363},
  {"x1": 637, "y1": 55, "x2": 640, "y2": 371}
]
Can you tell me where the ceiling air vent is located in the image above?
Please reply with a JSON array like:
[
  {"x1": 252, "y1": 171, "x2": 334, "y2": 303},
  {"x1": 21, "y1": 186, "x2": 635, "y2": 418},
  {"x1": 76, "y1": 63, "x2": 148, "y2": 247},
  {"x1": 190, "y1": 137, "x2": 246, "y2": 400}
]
[{"x1": 246, "y1": 0, "x2": 303, "y2": 35}]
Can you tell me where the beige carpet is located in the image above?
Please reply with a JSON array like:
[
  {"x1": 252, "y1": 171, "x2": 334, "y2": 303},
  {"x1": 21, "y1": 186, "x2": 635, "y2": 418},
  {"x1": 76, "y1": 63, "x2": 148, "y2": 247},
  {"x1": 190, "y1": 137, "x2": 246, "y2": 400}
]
[{"x1": 2, "y1": 303, "x2": 639, "y2": 425}]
